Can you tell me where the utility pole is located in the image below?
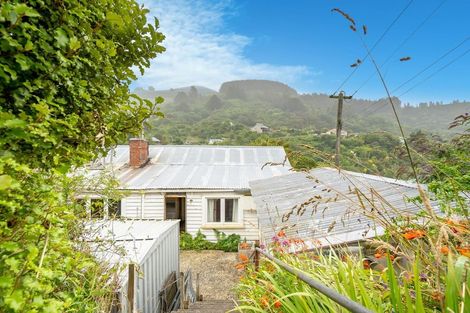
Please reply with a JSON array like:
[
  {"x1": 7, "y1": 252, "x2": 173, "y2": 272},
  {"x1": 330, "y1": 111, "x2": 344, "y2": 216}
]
[{"x1": 329, "y1": 91, "x2": 352, "y2": 168}]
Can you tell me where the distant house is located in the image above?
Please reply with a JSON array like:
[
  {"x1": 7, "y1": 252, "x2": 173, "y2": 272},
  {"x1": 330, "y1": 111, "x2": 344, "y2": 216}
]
[
  {"x1": 323, "y1": 128, "x2": 348, "y2": 136},
  {"x1": 151, "y1": 137, "x2": 161, "y2": 144},
  {"x1": 79, "y1": 139, "x2": 291, "y2": 242},
  {"x1": 249, "y1": 168, "x2": 441, "y2": 249},
  {"x1": 251, "y1": 123, "x2": 270, "y2": 134},
  {"x1": 208, "y1": 138, "x2": 224, "y2": 145}
]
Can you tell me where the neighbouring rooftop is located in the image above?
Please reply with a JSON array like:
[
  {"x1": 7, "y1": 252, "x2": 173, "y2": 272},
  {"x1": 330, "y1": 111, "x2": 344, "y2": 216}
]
[{"x1": 250, "y1": 167, "x2": 441, "y2": 248}]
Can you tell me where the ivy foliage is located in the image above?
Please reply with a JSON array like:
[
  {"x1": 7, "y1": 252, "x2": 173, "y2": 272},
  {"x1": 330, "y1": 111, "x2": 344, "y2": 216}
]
[{"x1": 0, "y1": 1, "x2": 164, "y2": 312}]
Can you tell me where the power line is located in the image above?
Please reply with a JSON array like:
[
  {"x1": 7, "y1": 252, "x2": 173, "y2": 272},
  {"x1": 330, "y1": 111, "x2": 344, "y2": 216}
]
[
  {"x1": 350, "y1": 0, "x2": 449, "y2": 97},
  {"x1": 398, "y1": 47, "x2": 470, "y2": 98},
  {"x1": 331, "y1": 0, "x2": 415, "y2": 96},
  {"x1": 364, "y1": 36, "x2": 469, "y2": 115},
  {"x1": 393, "y1": 37, "x2": 469, "y2": 94}
]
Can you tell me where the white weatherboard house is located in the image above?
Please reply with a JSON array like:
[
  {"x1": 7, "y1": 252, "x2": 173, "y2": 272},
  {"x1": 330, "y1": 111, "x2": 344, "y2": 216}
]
[{"x1": 82, "y1": 139, "x2": 291, "y2": 241}]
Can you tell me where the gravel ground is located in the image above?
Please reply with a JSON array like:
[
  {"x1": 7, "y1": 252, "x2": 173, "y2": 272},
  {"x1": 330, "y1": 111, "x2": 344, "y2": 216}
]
[{"x1": 180, "y1": 250, "x2": 241, "y2": 301}]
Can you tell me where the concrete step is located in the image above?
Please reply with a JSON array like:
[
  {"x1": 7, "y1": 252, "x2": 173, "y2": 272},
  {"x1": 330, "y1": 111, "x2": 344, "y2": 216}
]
[{"x1": 174, "y1": 300, "x2": 235, "y2": 313}]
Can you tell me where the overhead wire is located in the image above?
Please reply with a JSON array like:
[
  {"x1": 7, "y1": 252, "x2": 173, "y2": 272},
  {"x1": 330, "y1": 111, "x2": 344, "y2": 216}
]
[
  {"x1": 397, "y1": 46, "x2": 470, "y2": 98},
  {"x1": 331, "y1": 0, "x2": 415, "y2": 96},
  {"x1": 350, "y1": 0, "x2": 449, "y2": 98},
  {"x1": 333, "y1": 0, "x2": 414, "y2": 95},
  {"x1": 363, "y1": 37, "x2": 470, "y2": 115}
]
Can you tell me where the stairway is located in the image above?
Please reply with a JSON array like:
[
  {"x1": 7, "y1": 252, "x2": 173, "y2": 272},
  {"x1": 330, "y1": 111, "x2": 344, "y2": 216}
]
[{"x1": 174, "y1": 300, "x2": 235, "y2": 313}]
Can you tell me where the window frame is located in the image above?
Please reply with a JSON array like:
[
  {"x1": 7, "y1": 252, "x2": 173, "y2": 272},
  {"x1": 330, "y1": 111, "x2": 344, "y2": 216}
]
[
  {"x1": 203, "y1": 196, "x2": 243, "y2": 228},
  {"x1": 75, "y1": 196, "x2": 122, "y2": 219}
]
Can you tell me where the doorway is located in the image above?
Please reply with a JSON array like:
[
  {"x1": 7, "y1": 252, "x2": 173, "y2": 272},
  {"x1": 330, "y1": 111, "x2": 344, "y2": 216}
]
[{"x1": 165, "y1": 195, "x2": 186, "y2": 232}]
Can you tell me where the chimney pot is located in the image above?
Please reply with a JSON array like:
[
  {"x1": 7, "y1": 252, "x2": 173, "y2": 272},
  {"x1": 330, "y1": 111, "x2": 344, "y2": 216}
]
[{"x1": 129, "y1": 138, "x2": 149, "y2": 167}]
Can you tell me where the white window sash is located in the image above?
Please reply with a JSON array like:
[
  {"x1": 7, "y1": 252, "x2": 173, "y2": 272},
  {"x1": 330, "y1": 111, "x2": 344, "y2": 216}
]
[{"x1": 205, "y1": 197, "x2": 240, "y2": 223}]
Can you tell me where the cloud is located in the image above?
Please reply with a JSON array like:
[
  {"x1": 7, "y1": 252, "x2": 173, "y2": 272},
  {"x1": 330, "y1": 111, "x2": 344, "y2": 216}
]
[{"x1": 134, "y1": 0, "x2": 311, "y2": 91}]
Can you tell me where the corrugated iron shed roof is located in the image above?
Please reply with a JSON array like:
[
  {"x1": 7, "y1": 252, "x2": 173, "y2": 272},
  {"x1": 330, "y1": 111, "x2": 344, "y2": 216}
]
[
  {"x1": 87, "y1": 145, "x2": 291, "y2": 190},
  {"x1": 249, "y1": 168, "x2": 440, "y2": 247},
  {"x1": 84, "y1": 220, "x2": 179, "y2": 264}
]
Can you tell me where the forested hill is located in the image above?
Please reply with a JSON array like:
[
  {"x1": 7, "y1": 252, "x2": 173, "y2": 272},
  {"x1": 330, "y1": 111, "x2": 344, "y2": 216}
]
[{"x1": 134, "y1": 79, "x2": 470, "y2": 142}]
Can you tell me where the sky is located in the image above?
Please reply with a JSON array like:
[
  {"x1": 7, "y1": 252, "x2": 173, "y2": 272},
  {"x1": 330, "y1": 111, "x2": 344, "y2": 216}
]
[{"x1": 135, "y1": 0, "x2": 470, "y2": 104}]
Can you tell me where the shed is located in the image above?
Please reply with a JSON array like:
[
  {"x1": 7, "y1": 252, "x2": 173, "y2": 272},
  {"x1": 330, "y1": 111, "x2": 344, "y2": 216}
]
[
  {"x1": 85, "y1": 220, "x2": 180, "y2": 313},
  {"x1": 249, "y1": 168, "x2": 440, "y2": 248}
]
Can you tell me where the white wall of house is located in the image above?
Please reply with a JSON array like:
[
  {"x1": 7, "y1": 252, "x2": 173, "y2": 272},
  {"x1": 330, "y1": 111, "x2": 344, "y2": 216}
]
[
  {"x1": 122, "y1": 192, "x2": 165, "y2": 219},
  {"x1": 120, "y1": 191, "x2": 260, "y2": 242}
]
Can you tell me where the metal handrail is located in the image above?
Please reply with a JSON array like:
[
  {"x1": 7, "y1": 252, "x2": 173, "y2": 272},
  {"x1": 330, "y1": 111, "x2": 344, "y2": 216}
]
[{"x1": 256, "y1": 248, "x2": 374, "y2": 313}]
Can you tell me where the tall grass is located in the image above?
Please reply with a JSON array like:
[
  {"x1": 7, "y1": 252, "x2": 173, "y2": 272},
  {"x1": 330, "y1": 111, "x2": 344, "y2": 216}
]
[{"x1": 235, "y1": 248, "x2": 469, "y2": 312}]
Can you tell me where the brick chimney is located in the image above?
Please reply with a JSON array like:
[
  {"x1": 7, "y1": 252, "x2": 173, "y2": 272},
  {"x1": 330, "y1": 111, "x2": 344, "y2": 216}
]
[{"x1": 129, "y1": 138, "x2": 149, "y2": 167}]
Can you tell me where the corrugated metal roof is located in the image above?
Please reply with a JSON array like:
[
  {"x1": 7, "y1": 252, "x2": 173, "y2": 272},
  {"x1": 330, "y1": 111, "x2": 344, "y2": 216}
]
[
  {"x1": 88, "y1": 145, "x2": 291, "y2": 190},
  {"x1": 84, "y1": 220, "x2": 179, "y2": 264},
  {"x1": 249, "y1": 168, "x2": 440, "y2": 247}
]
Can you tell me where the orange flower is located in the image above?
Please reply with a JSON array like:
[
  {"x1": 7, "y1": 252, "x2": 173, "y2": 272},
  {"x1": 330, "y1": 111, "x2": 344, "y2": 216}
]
[
  {"x1": 260, "y1": 296, "x2": 269, "y2": 308},
  {"x1": 389, "y1": 254, "x2": 396, "y2": 261},
  {"x1": 374, "y1": 249, "x2": 384, "y2": 259},
  {"x1": 440, "y1": 246, "x2": 450, "y2": 255},
  {"x1": 363, "y1": 259, "x2": 371, "y2": 269},
  {"x1": 431, "y1": 291, "x2": 443, "y2": 301},
  {"x1": 239, "y1": 253, "x2": 249, "y2": 262},
  {"x1": 277, "y1": 230, "x2": 286, "y2": 237},
  {"x1": 235, "y1": 263, "x2": 246, "y2": 270},
  {"x1": 446, "y1": 219, "x2": 468, "y2": 234},
  {"x1": 274, "y1": 300, "x2": 282, "y2": 308},
  {"x1": 239, "y1": 242, "x2": 250, "y2": 249},
  {"x1": 403, "y1": 229, "x2": 426, "y2": 240},
  {"x1": 456, "y1": 246, "x2": 470, "y2": 257}
]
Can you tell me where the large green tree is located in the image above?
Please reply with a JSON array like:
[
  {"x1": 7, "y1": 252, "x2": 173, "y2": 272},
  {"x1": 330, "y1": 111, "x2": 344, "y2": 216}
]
[{"x1": 0, "y1": 0, "x2": 164, "y2": 311}]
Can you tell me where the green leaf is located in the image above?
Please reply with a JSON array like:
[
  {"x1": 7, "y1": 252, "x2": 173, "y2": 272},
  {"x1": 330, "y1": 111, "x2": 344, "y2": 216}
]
[
  {"x1": 15, "y1": 54, "x2": 30, "y2": 70},
  {"x1": 5, "y1": 290, "x2": 24, "y2": 310},
  {"x1": 69, "y1": 37, "x2": 81, "y2": 51},
  {"x1": 0, "y1": 276, "x2": 13, "y2": 288},
  {"x1": 412, "y1": 259, "x2": 425, "y2": 313},
  {"x1": 0, "y1": 175, "x2": 13, "y2": 190},
  {"x1": 14, "y1": 4, "x2": 41, "y2": 17},
  {"x1": 54, "y1": 28, "x2": 69, "y2": 47},
  {"x1": 24, "y1": 40, "x2": 34, "y2": 51},
  {"x1": 1, "y1": 118, "x2": 27, "y2": 128},
  {"x1": 106, "y1": 12, "x2": 124, "y2": 28}
]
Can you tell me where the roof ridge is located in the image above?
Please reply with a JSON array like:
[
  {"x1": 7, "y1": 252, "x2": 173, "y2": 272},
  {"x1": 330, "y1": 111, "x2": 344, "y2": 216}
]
[{"x1": 320, "y1": 167, "x2": 417, "y2": 189}]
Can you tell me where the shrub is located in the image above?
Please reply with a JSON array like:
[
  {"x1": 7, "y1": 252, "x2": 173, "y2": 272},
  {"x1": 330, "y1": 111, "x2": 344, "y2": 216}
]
[
  {"x1": 0, "y1": 1, "x2": 164, "y2": 311},
  {"x1": 180, "y1": 230, "x2": 241, "y2": 252}
]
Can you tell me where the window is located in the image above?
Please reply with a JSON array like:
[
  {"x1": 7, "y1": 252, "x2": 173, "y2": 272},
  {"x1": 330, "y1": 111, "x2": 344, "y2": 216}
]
[
  {"x1": 224, "y1": 199, "x2": 238, "y2": 222},
  {"x1": 90, "y1": 199, "x2": 105, "y2": 219},
  {"x1": 207, "y1": 198, "x2": 238, "y2": 223},
  {"x1": 108, "y1": 199, "x2": 121, "y2": 218}
]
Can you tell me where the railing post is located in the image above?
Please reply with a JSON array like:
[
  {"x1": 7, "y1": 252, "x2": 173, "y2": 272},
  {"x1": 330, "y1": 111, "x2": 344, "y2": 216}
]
[
  {"x1": 127, "y1": 263, "x2": 135, "y2": 313},
  {"x1": 196, "y1": 272, "x2": 201, "y2": 301},
  {"x1": 254, "y1": 240, "x2": 260, "y2": 271},
  {"x1": 179, "y1": 272, "x2": 185, "y2": 309}
]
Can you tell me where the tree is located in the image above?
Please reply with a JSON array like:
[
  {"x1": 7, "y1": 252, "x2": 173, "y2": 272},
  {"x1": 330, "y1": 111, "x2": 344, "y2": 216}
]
[
  {"x1": 206, "y1": 94, "x2": 224, "y2": 110},
  {"x1": 0, "y1": 1, "x2": 164, "y2": 312},
  {"x1": 188, "y1": 85, "x2": 199, "y2": 100}
]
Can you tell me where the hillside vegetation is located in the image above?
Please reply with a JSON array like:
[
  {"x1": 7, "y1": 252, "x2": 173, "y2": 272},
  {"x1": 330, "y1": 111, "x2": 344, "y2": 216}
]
[
  {"x1": 135, "y1": 80, "x2": 470, "y2": 140},
  {"x1": 134, "y1": 80, "x2": 469, "y2": 178}
]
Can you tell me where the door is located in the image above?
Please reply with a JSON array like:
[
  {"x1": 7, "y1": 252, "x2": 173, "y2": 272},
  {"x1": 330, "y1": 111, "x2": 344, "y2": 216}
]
[{"x1": 165, "y1": 195, "x2": 186, "y2": 232}]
